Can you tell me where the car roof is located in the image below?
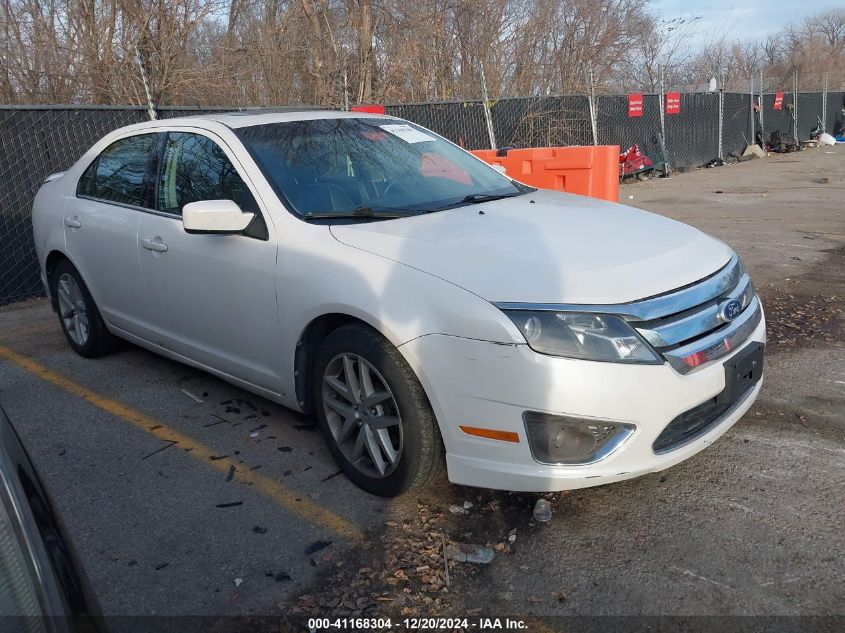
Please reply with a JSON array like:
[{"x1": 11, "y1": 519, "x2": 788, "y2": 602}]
[{"x1": 156, "y1": 108, "x2": 394, "y2": 130}]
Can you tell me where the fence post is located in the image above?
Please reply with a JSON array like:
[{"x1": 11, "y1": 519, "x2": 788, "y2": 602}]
[
  {"x1": 759, "y1": 70, "x2": 765, "y2": 144},
  {"x1": 822, "y1": 72, "x2": 828, "y2": 132},
  {"x1": 479, "y1": 62, "x2": 497, "y2": 150},
  {"x1": 658, "y1": 64, "x2": 671, "y2": 173},
  {"x1": 135, "y1": 46, "x2": 157, "y2": 121},
  {"x1": 749, "y1": 74, "x2": 755, "y2": 147},
  {"x1": 718, "y1": 89, "x2": 724, "y2": 159},
  {"x1": 587, "y1": 65, "x2": 598, "y2": 146},
  {"x1": 658, "y1": 65, "x2": 666, "y2": 147},
  {"x1": 792, "y1": 70, "x2": 798, "y2": 140}
]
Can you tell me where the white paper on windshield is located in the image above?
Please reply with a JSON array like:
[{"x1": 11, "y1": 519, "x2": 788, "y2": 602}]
[{"x1": 379, "y1": 123, "x2": 434, "y2": 143}]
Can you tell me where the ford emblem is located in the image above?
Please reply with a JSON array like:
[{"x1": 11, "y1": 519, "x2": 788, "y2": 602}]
[{"x1": 719, "y1": 299, "x2": 742, "y2": 322}]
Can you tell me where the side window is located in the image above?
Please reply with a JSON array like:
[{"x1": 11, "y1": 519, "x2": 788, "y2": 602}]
[
  {"x1": 83, "y1": 134, "x2": 156, "y2": 207},
  {"x1": 157, "y1": 132, "x2": 256, "y2": 216}
]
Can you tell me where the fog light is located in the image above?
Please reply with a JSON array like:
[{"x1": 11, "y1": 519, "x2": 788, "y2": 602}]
[{"x1": 523, "y1": 412, "x2": 635, "y2": 465}]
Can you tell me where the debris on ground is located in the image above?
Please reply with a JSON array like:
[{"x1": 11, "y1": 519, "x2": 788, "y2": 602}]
[
  {"x1": 180, "y1": 389, "x2": 204, "y2": 403},
  {"x1": 533, "y1": 498, "x2": 552, "y2": 523},
  {"x1": 252, "y1": 526, "x2": 268, "y2": 535},
  {"x1": 441, "y1": 533, "x2": 451, "y2": 588},
  {"x1": 234, "y1": 578, "x2": 243, "y2": 588},
  {"x1": 215, "y1": 501, "x2": 243, "y2": 508},
  {"x1": 742, "y1": 144, "x2": 766, "y2": 159},
  {"x1": 448, "y1": 501, "x2": 473, "y2": 515},
  {"x1": 761, "y1": 289, "x2": 842, "y2": 350},
  {"x1": 305, "y1": 540, "x2": 333, "y2": 555},
  {"x1": 444, "y1": 543, "x2": 495, "y2": 564}
]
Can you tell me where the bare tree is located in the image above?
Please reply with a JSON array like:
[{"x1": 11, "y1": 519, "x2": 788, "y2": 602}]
[{"x1": 1, "y1": 1, "x2": 842, "y2": 106}]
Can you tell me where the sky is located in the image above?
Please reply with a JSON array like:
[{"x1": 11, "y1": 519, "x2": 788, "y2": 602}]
[{"x1": 650, "y1": 0, "x2": 838, "y2": 50}]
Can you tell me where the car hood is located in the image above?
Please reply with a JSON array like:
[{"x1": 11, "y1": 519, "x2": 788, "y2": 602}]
[{"x1": 329, "y1": 189, "x2": 734, "y2": 304}]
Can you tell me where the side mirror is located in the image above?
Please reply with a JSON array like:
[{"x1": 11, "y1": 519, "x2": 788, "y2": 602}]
[
  {"x1": 182, "y1": 200, "x2": 255, "y2": 234},
  {"x1": 491, "y1": 164, "x2": 508, "y2": 176}
]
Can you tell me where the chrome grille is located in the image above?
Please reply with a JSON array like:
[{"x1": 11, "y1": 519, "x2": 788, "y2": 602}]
[{"x1": 628, "y1": 255, "x2": 762, "y2": 374}]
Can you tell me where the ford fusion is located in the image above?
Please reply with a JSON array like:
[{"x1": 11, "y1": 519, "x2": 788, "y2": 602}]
[{"x1": 32, "y1": 111, "x2": 765, "y2": 496}]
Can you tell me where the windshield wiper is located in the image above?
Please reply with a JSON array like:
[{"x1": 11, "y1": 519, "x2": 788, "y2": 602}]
[
  {"x1": 301, "y1": 206, "x2": 419, "y2": 221},
  {"x1": 461, "y1": 193, "x2": 521, "y2": 204},
  {"x1": 429, "y1": 192, "x2": 523, "y2": 212}
]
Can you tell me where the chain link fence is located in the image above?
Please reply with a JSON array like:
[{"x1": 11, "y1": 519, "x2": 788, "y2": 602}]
[{"x1": 1, "y1": 93, "x2": 843, "y2": 305}]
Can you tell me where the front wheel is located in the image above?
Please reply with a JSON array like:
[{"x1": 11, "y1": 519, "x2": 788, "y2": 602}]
[{"x1": 312, "y1": 324, "x2": 444, "y2": 496}]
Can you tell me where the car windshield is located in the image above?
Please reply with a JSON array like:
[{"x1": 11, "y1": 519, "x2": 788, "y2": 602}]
[{"x1": 235, "y1": 118, "x2": 526, "y2": 219}]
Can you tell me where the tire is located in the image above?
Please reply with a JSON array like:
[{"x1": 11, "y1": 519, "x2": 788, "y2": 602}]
[
  {"x1": 312, "y1": 323, "x2": 444, "y2": 497},
  {"x1": 51, "y1": 259, "x2": 118, "y2": 358}
]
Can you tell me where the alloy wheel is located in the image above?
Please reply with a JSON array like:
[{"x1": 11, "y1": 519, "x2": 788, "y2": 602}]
[
  {"x1": 321, "y1": 353, "x2": 403, "y2": 478},
  {"x1": 56, "y1": 273, "x2": 89, "y2": 346}
]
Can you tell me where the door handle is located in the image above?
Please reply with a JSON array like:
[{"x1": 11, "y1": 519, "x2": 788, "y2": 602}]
[
  {"x1": 142, "y1": 238, "x2": 168, "y2": 253},
  {"x1": 64, "y1": 217, "x2": 81, "y2": 229}
]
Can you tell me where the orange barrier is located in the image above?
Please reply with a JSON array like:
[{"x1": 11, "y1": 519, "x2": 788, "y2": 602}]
[{"x1": 471, "y1": 146, "x2": 620, "y2": 202}]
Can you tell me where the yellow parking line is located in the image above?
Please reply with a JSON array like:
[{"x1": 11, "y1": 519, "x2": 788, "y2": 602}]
[{"x1": 0, "y1": 344, "x2": 364, "y2": 542}]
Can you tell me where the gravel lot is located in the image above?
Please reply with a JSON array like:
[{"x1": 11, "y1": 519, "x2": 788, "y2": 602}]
[{"x1": 0, "y1": 145, "x2": 842, "y2": 629}]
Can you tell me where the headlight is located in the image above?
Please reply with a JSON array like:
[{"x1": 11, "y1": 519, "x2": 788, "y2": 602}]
[{"x1": 503, "y1": 310, "x2": 661, "y2": 363}]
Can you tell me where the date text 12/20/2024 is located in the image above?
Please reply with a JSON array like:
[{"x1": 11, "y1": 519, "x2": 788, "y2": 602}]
[{"x1": 308, "y1": 617, "x2": 529, "y2": 630}]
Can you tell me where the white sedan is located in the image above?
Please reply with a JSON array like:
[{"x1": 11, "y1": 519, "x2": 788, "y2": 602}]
[{"x1": 32, "y1": 111, "x2": 765, "y2": 496}]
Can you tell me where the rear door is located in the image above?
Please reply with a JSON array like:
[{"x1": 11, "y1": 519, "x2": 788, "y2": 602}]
[
  {"x1": 136, "y1": 130, "x2": 281, "y2": 391},
  {"x1": 63, "y1": 133, "x2": 157, "y2": 336}
]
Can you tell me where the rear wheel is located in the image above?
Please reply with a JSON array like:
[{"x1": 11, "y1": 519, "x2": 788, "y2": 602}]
[
  {"x1": 313, "y1": 323, "x2": 444, "y2": 496},
  {"x1": 51, "y1": 260, "x2": 117, "y2": 358}
]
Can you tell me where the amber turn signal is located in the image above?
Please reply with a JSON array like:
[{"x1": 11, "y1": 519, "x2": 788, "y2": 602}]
[{"x1": 459, "y1": 426, "x2": 520, "y2": 443}]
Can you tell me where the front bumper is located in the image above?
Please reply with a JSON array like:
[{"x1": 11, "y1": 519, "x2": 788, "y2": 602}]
[{"x1": 399, "y1": 315, "x2": 765, "y2": 492}]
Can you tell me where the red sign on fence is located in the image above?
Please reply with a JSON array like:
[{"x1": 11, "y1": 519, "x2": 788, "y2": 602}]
[
  {"x1": 773, "y1": 93, "x2": 784, "y2": 110},
  {"x1": 665, "y1": 92, "x2": 681, "y2": 115},
  {"x1": 628, "y1": 93, "x2": 644, "y2": 117}
]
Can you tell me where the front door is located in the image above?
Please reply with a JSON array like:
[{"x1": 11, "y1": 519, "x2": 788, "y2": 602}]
[{"x1": 136, "y1": 131, "x2": 280, "y2": 391}]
